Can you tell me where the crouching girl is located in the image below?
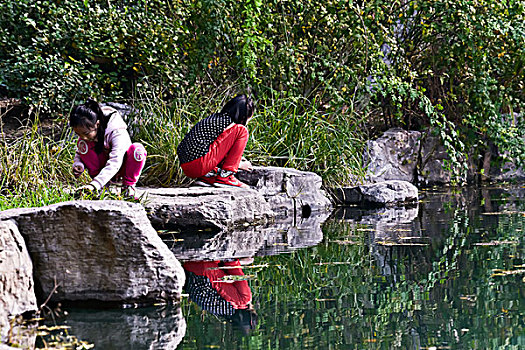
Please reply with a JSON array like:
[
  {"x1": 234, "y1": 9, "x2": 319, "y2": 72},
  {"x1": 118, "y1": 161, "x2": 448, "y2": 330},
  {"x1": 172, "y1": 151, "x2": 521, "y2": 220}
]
[
  {"x1": 176, "y1": 94, "x2": 254, "y2": 188},
  {"x1": 70, "y1": 99, "x2": 147, "y2": 197}
]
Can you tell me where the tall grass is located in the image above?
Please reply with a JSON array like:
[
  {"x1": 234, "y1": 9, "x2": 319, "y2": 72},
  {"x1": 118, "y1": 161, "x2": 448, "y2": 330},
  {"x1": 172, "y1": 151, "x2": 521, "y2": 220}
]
[
  {"x1": 129, "y1": 87, "x2": 367, "y2": 187},
  {"x1": 1, "y1": 88, "x2": 367, "y2": 209},
  {"x1": 0, "y1": 116, "x2": 77, "y2": 209},
  {"x1": 248, "y1": 94, "x2": 366, "y2": 187}
]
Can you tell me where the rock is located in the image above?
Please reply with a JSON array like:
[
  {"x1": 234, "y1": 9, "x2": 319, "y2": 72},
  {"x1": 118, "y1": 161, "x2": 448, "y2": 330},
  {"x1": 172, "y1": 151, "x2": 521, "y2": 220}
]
[
  {"x1": 101, "y1": 102, "x2": 142, "y2": 138},
  {"x1": 0, "y1": 201, "x2": 184, "y2": 305},
  {"x1": 141, "y1": 166, "x2": 332, "y2": 231},
  {"x1": 140, "y1": 186, "x2": 274, "y2": 231},
  {"x1": 101, "y1": 102, "x2": 136, "y2": 118},
  {"x1": 329, "y1": 180, "x2": 418, "y2": 207},
  {"x1": 419, "y1": 132, "x2": 474, "y2": 186},
  {"x1": 364, "y1": 128, "x2": 421, "y2": 183},
  {"x1": 489, "y1": 158, "x2": 525, "y2": 182},
  {"x1": 237, "y1": 166, "x2": 333, "y2": 216},
  {"x1": 59, "y1": 305, "x2": 186, "y2": 350},
  {"x1": 364, "y1": 127, "x2": 525, "y2": 186},
  {"x1": 0, "y1": 220, "x2": 37, "y2": 344}
]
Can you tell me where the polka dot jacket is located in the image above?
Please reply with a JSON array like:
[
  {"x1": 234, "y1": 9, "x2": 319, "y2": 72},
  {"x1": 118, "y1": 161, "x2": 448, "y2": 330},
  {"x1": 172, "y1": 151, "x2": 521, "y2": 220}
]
[
  {"x1": 184, "y1": 271, "x2": 235, "y2": 317},
  {"x1": 177, "y1": 113, "x2": 233, "y2": 164}
]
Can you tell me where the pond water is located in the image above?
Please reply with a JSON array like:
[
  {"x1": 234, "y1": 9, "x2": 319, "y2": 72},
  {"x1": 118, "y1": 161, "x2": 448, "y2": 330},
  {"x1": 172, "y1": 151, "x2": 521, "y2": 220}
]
[{"x1": 43, "y1": 185, "x2": 524, "y2": 349}]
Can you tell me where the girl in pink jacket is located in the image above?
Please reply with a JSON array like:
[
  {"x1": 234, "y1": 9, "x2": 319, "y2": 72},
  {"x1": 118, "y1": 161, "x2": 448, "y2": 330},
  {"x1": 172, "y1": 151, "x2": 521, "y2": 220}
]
[{"x1": 70, "y1": 99, "x2": 147, "y2": 197}]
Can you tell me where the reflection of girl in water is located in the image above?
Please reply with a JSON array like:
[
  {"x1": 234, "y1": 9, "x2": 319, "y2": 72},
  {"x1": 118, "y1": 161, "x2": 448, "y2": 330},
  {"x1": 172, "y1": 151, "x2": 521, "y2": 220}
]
[{"x1": 183, "y1": 260, "x2": 257, "y2": 333}]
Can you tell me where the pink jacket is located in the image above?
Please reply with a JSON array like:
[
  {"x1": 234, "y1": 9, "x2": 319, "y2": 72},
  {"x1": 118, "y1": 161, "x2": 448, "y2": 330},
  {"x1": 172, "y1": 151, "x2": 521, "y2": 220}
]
[{"x1": 73, "y1": 106, "x2": 132, "y2": 190}]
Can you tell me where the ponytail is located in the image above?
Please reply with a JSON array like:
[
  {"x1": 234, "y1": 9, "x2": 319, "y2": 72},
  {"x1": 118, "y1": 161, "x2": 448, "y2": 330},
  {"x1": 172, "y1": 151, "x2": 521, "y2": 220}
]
[{"x1": 69, "y1": 98, "x2": 114, "y2": 154}]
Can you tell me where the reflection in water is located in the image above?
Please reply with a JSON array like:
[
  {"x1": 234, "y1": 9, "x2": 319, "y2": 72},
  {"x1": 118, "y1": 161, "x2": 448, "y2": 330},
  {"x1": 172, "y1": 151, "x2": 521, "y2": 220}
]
[
  {"x1": 35, "y1": 185, "x2": 524, "y2": 349},
  {"x1": 49, "y1": 304, "x2": 186, "y2": 350},
  {"x1": 183, "y1": 259, "x2": 258, "y2": 334},
  {"x1": 244, "y1": 185, "x2": 524, "y2": 349},
  {"x1": 163, "y1": 211, "x2": 330, "y2": 261}
]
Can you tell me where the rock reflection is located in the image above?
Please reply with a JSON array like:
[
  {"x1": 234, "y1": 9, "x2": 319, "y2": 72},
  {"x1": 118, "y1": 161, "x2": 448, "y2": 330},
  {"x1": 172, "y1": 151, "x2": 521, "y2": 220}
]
[
  {"x1": 164, "y1": 210, "x2": 331, "y2": 261},
  {"x1": 183, "y1": 259, "x2": 257, "y2": 334},
  {"x1": 56, "y1": 304, "x2": 186, "y2": 350},
  {"x1": 331, "y1": 205, "x2": 420, "y2": 242}
]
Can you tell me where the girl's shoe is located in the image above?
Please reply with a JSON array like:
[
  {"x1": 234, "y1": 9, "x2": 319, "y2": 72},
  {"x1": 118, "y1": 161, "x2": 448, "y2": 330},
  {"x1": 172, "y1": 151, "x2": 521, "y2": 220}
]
[
  {"x1": 194, "y1": 176, "x2": 216, "y2": 187},
  {"x1": 122, "y1": 185, "x2": 138, "y2": 200},
  {"x1": 214, "y1": 174, "x2": 249, "y2": 188},
  {"x1": 193, "y1": 169, "x2": 218, "y2": 187}
]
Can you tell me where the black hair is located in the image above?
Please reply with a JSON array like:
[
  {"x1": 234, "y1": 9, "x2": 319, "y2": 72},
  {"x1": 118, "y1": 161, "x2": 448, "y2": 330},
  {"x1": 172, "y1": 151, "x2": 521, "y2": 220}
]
[
  {"x1": 229, "y1": 308, "x2": 258, "y2": 335},
  {"x1": 69, "y1": 98, "x2": 113, "y2": 154},
  {"x1": 220, "y1": 94, "x2": 254, "y2": 126}
]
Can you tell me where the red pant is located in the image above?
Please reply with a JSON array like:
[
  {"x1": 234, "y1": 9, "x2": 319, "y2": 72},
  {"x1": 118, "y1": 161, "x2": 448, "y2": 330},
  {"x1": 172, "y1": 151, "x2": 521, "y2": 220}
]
[
  {"x1": 181, "y1": 124, "x2": 248, "y2": 178},
  {"x1": 183, "y1": 260, "x2": 252, "y2": 309},
  {"x1": 79, "y1": 141, "x2": 147, "y2": 186}
]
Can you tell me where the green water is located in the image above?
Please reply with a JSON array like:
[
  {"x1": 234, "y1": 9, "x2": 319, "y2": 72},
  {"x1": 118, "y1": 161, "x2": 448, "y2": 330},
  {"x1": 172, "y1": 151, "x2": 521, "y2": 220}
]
[{"x1": 47, "y1": 185, "x2": 525, "y2": 349}]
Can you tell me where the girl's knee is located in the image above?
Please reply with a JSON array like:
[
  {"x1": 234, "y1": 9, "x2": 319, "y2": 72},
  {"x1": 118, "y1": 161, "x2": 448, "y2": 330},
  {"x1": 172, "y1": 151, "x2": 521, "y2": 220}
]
[
  {"x1": 233, "y1": 123, "x2": 249, "y2": 136},
  {"x1": 128, "y1": 143, "x2": 147, "y2": 163}
]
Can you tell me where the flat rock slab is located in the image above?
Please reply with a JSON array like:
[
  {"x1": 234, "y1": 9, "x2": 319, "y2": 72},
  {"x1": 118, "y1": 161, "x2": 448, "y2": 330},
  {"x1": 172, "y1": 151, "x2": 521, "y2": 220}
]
[
  {"x1": 0, "y1": 201, "x2": 185, "y2": 305},
  {"x1": 329, "y1": 180, "x2": 419, "y2": 207},
  {"x1": 140, "y1": 186, "x2": 274, "y2": 231},
  {"x1": 140, "y1": 166, "x2": 333, "y2": 231}
]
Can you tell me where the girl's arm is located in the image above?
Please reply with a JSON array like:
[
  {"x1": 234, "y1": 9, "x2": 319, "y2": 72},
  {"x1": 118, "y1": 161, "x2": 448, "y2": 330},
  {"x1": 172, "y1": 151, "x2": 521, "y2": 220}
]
[
  {"x1": 72, "y1": 149, "x2": 85, "y2": 177},
  {"x1": 90, "y1": 129, "x2": 131, "y2": 190}
]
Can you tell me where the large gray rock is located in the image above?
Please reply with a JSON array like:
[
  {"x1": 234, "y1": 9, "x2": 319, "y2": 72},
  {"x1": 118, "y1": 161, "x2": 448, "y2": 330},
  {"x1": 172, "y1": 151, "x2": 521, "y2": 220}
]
[
  {"x1": 489, "y1": 159, "x2": 525, "y2": 182},
  {"x1": 419, "y1": 132, "x2": 474, "y2": 186},
  {"x1": 364, "y1": 128, "x2": 525, "y2": 186},
  {"x1": 141, "y1": 167, "x2": 332, "y2": 231},
  {"x1": 0, "y1": 220, "x2": 37, "y2": 345},
  {"x1": 237, "y1": 166, "x2": 333, "y2": 217},
  {"x1": 141, "y1": 186, "x2": 274, "y2": 231},
  {"x1": 364, "y1": 128, "x2": 421, "y2": 183},
  {"x1": 330, "y1": 180, "x2": 418, "y2": 207},
  {"x1": 0, "y1": 201, "x2": 184, "y2": 304}
]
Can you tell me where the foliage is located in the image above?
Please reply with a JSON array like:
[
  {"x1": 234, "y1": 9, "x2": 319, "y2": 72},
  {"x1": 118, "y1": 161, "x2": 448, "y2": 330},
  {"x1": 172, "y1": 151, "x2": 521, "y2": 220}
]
[
  {"x1": 366, "y1": 0, "x2": 525, "y2": 179},
  {"x1": 0, "y1": 0, "x2": 524, "y2": 185},
  {"x1": 0, "y1": 0, "x2": 187, "y2": 113}
]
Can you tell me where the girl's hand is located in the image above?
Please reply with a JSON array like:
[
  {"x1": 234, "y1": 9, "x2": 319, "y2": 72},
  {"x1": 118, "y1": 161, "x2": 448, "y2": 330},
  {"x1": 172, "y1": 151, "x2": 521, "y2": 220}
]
[
  {"x1": 239, "y1": 159, "x2": 253, "y2": 171},
  {"x1": 75, "y1": 184, "x2": 97, "y2": 195},
  {"x1": 72, "y1": 165, "x2": 84, "y2": 178}
]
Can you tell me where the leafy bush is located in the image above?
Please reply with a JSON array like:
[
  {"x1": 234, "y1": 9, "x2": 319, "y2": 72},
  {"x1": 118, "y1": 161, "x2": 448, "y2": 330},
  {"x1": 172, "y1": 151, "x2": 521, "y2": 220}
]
[
  {"x1": 1, "y1": 0, "x2": 523, "y2": 184},
  {"x1": 0, "y1": 0, "x2": 187, "y2": 113}
]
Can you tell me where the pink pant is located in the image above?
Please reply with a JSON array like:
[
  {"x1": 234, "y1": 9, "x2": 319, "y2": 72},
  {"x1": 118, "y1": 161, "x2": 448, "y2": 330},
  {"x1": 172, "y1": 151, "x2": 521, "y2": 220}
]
[
  {"x1": 181, "y1": 124, "x2": 248, "y2": 178},
  {"x1": 78, "y1": 140, "x2": 147, "y2": 186}
]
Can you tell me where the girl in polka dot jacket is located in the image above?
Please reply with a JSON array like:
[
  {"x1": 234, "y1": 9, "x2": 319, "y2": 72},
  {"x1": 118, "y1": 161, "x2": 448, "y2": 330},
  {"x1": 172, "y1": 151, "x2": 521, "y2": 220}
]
[
  {"x1": 70, "y1": 99, "x2": 147, "y2": 197},
  {"x1": 177, "y1": 94, "x2": 254, "y2": 188}
]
